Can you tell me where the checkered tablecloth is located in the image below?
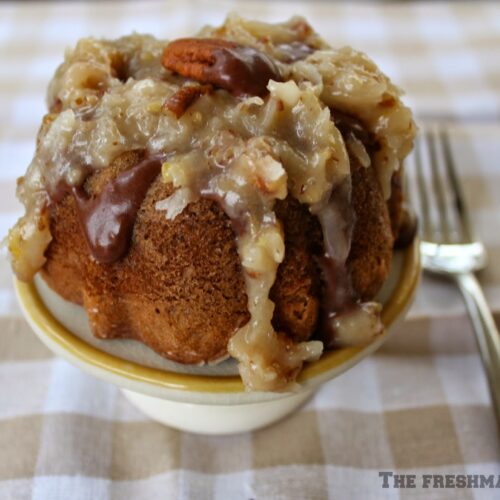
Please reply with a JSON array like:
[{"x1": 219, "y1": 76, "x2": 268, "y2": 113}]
[{"x1": 1, "y1": 1, "x2": 500, "y2": 499}]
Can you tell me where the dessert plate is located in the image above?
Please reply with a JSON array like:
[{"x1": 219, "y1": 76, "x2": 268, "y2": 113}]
[{"x1": 14, "y1": 239, "x2": 420, "y2": 434}]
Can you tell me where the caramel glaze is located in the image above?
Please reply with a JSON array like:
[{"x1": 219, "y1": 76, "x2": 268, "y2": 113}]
[
  {"x1": 72, "y1": 156, "x2": 163, "y2": 263},
  {"x1": 207, "y1": 43, "x2": 281, "y2": 97}
]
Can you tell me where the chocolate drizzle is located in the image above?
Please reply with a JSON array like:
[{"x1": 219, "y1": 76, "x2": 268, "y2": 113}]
[
  {"x1": 316, "y1": 109, "x2": 401, "y2": 348},
  {"x1": 206, "y1": 43, "x2": 281, "y2": 97},
  {"x1": 314, "y1": 177, "x2": 358, "y2": 348},
  {"x1": 394, "y1": 204, "x2": 417, "y2": 249},
  {"x1": 277, "y1": 41, "x2": 315, "y2": 62},
  {"x1": 332, "y1": 109, "x2": 378, "y2": 151},
  {"x1": 48, "y1": 166, "x2": 92, "y2": 204},
  {"x1": 72, "y1": 156, "x2": 162, "y2": 263}
]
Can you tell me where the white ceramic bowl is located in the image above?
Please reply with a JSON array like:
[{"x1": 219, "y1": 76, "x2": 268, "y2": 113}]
[{"x1": 14, "y1": 240, "x2": 420, "y2": 434}]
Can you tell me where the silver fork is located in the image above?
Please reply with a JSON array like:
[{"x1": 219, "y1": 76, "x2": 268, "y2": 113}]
[{"x1": 412, "y1": 125, "x2": 500, "y2": 427}]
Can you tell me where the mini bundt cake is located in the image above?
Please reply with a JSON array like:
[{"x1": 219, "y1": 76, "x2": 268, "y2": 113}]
[{"x1": 8, "y1": 15, "x2": 416, "y2": 391}]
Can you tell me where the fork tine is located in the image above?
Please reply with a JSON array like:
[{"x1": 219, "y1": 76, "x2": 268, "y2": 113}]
[
  {"x1": 440, "y1": 129, "x2": 474, "y2": 243},
  {"x1": 414, "y1": 134, "x2": 433, "y2": 241},
  {"x1": 426, "y1": 127, "x2": 452, "y2": 242}
]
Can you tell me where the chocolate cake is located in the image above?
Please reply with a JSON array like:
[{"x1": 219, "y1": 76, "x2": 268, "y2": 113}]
[{"x1": 7, "y1": 15, "x2": 416, "y2": 391}]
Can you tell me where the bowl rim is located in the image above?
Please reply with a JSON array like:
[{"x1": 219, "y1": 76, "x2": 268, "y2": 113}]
[{"x1": 14, "y1": 238, "x2": 420, "y2": 393}]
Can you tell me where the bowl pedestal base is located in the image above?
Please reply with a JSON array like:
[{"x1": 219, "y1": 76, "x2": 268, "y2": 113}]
[
  {"x1": 121, "y1": 388, "x2": 315, "y2": 435},
  {"x1": 14, "y1": 243, "x2": 418, "y2": 435}
]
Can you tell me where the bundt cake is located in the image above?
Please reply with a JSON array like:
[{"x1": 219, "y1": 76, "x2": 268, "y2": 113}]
[{"x1": 7, "y1": 15, "x2": 416, "y2": 391}]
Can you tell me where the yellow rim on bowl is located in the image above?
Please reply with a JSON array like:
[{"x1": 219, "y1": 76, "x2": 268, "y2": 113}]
[{"x1": 15, "y1": 239, "x2": 420, "y2": 393}]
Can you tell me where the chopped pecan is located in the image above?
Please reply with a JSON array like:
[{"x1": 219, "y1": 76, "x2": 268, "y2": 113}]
[
  {"x1": 50, "y1": 98, "x2": 63, "y2": 113},
  {"x1": 292, "y1": 19, "x2": 313, "y2": 39},
  {"x1": 162, "y1": 38, "x2": 281, "y2": 97},
  {"x1": 163, "y1": 84, "x2": 212, "y2": 118}
]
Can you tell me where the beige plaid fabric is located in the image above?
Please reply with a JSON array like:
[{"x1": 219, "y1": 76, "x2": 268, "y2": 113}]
[{"x1": 1, "y1": 1, "x2": 500, "y2": 499}]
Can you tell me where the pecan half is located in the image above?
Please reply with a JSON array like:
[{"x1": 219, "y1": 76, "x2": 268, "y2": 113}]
[
  {"x1": 162, "y1": 38, "x2": 281, "y2": 97},
  {"x1": 163, "y1": 84, "x2": 212, "y2": 118}
]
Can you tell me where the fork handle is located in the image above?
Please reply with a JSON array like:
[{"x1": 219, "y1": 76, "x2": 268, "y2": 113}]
[{"x1": 455, "y1": 272, "x2": 500, "y2": 425}]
